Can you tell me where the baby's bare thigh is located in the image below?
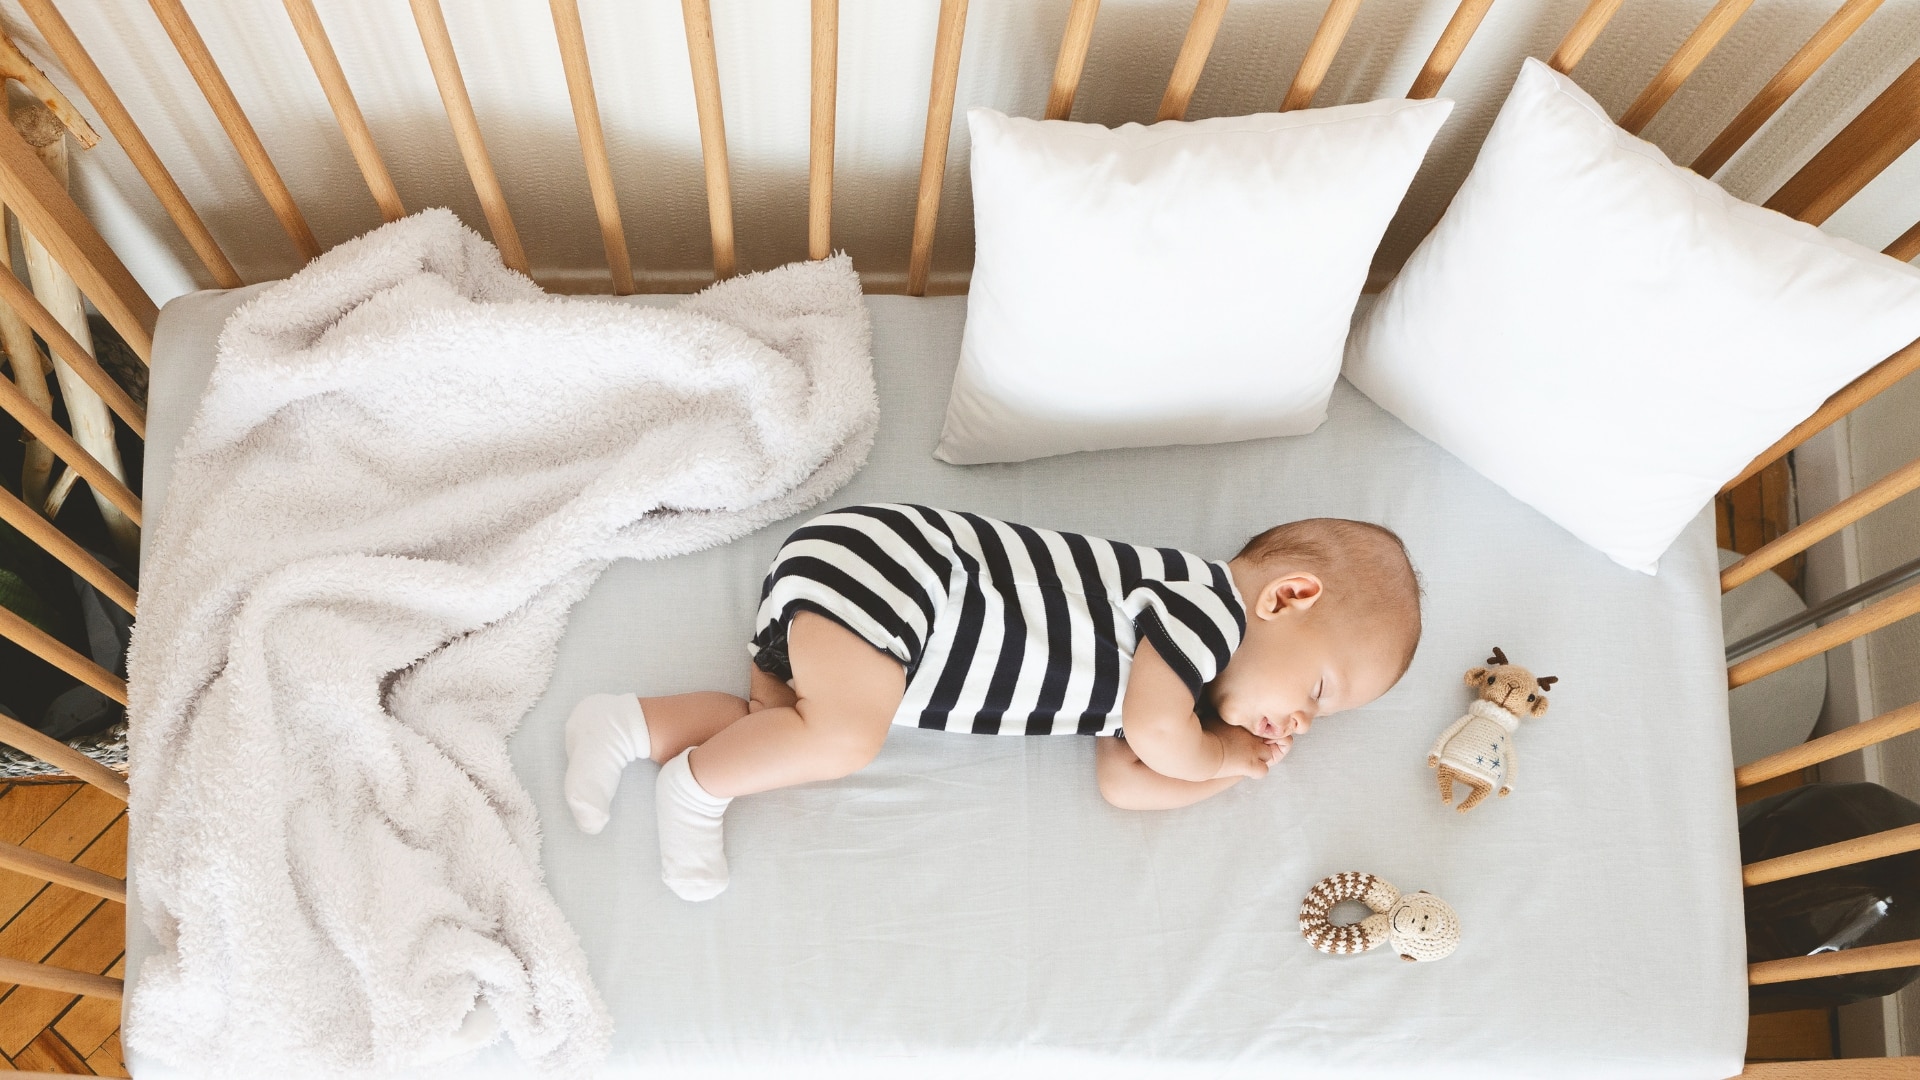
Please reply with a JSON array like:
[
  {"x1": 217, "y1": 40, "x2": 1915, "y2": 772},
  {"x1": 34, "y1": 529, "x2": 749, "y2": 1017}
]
[{"x1": 785, "y1": 611, "x2": 907, "y2": 731}]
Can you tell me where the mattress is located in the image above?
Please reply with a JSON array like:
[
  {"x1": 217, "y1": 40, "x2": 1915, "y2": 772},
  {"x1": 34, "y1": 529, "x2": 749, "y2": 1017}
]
[{"x1": 130, "y1": 287, "x2": 1747, "y2": 1079}]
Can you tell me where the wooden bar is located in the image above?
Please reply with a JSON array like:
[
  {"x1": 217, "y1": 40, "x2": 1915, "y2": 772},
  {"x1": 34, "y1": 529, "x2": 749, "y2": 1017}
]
[
  {"x1": 18, "y1": 0, "x2": 240, "y2": 289},
  {"x1": 1727, "y1": 579, "x2": 1920, "y2": 688},
  {"x1": 0, "y1": 486, "x2": 134, "y2": 616},
  {"x1": 0, "y1": 837, "x2": 125, "y2": 902},
  {"x1": 1741, "y1": 1063, "x2": 1920, "y2": 1079},
  {"x1": 1725, "y1": 337, "x2": 1920, "y2": 493},
  {"x1": 682, "y1": 0, "x2": 736, "y2": 279},
  {"x1": 1617, "y1": 0, "x2": 1759, "y2": 134},
  {"x1": 1723, "y1": 454, "x2": 1920, "y2": 592},
  {"x1": 0, "y1": 114, "x2": 157, "y2": 362},
  {"x1": 1765, "y1": 53, "x2": 1920, "y2": 225},
  {"x1": 1408, "y1": 0, "x2": 1495, "y2": 100},
  {"x1": 1750, "y1": 937, "x2": 1920, "y2": 985},
  {"x1": 1282, "y1": 0, "x2": 1364, "y2": 112},
  {"x1": 906, "y1": 0, "x2": 969, "y2": 297},
  {"x1": 1548, "y1": 0, "x2": 1624, "y2": 74},
  {"x1": 1691, "y1": 0, "x2": 1886, "y2": 176},
  {"x1": 0, "y1": 606, "x2": 126, "y2": 705},
  {"x1": 148, "y1": 0, "x2": 320, "y2": 260},
  {"x1": 1888, "y1": 219, "x2": 1920, "y2": 262},
  {"x1": 1744, "y1": 822, "x2": 1920, "y2": 886},
  {"x1": 551, "y1": 0, "x2": 633, "y2": 292},
  {"x1": 1738, "y1": 700, "x2": 1920, "y2": 788},
  {"x1": 809, "y1": 0, "x2": 838, "y2": 260},
  {"x1": 0, "y1": 369, "x2": 140, "y2": 525},
  {"x1": 0, "y1": 956, "x2": 122, "y2": 1000},
  {"x1": 0, "y1": 32, "x2": 97, "y2": 150},
  {"x1": 284, "y1": 0, "x2": 404, "y2": 223},
  {"x1": 0, "y1": 712, "x2": 127, "y2": 801},
  {"x1": 410, "y1": 0, "x2": 529, "y2": 274},
  {"x1": 1045, "y1": 0, "x2": 1101, "y2": 120},
  {"x1": 1156, "y1": 0, "x2": 1228, "y2": 122},
  {"x1": 0, "y1": 263, "x2": 141, "y2": 437}
]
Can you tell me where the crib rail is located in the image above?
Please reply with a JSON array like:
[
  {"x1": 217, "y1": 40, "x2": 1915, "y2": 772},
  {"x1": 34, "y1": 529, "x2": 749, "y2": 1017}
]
[{"x1": 0, "y1": 0, "x2": 1913, "y2": 1032}]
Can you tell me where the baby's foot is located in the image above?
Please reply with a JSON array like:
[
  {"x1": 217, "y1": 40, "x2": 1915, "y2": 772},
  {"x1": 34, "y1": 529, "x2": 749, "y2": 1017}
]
[
  {"x1": 563, "y1": 693, "x2": 651, "y2": 834},
  {"x1": 656, "y1": 749, "x2": 732, "y2": 901}
]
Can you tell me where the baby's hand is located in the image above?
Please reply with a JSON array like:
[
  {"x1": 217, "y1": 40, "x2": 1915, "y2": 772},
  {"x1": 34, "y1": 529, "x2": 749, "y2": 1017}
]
[{"x1": 1217, "y1": 724, "x2": 1282, "y2": 779}]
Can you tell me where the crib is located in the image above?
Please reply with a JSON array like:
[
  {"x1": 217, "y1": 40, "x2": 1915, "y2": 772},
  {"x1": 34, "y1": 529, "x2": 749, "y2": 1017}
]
[{"x1": 0, "y1": 0, "x2": 1916, "y2": 1076}]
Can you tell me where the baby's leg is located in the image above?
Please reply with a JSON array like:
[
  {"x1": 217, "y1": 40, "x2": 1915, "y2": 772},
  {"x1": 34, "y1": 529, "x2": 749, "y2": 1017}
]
[
  {"x1": 563, "y1": 691, "x2": 748, "y2": 834},
  {"x1": 654, "y1": 612, "x2": 904, "y2": 900}
]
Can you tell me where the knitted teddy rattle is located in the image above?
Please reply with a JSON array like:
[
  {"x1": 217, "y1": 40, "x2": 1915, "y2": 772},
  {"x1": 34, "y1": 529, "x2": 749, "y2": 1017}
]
[
  {"x1": 1428, "y1": 647, "x2": 1557, "y2": 812},
  {"x1": 1299, "y1": 871, "x2": 1460, "y2": 962}
]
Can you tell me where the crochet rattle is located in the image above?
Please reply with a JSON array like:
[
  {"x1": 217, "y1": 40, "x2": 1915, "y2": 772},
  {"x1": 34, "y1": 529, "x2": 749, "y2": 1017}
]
[
  {"x1": 1428, "y1": 646, "x2": 1558, "y2": 812},
  {"x1": 1299, "y1": 871, "x2": 1460, "y2": 962}
]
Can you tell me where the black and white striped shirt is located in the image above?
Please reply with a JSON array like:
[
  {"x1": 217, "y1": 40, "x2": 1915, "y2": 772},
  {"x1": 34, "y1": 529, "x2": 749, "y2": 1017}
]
[{"x1": 750, "y1": 504, "x2": 1246, "y2": 735}]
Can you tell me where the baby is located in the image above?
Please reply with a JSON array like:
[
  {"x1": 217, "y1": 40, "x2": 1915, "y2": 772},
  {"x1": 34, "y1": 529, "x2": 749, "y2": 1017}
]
[{"x1": 564, "y1": 503, "x2": 1422, "y2": 901}]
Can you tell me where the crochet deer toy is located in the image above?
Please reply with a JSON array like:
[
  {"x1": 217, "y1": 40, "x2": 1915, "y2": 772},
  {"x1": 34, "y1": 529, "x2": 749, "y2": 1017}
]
[{"x1": 1427, "y1": 647, "x2": 1557, "y2": 812}]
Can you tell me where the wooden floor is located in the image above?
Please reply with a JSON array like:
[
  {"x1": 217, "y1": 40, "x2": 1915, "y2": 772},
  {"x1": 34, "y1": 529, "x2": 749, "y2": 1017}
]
[
  {"x1": 0, "y1": 781, "x2": 128, "y2": 1077},
  {"x1": 0, "y1": 463, "x2": 1832, "y2": 1076}
]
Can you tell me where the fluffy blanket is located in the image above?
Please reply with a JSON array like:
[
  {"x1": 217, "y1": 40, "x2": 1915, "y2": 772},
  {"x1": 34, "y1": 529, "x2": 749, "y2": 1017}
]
[{"x1": 124, "y1": 209, "x2": 875, "y2": 1076}]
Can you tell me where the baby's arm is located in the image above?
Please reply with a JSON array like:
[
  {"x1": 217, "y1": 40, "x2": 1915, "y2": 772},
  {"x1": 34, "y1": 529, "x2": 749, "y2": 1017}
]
[
  {"x1": 1427, "y1": 712, "x2": 1474, "y2": 765},
  {"x1": 1120, "y1": 639, "x2": 1271, "y2": 782},
  {"x1": 1096, "y1": 736, "x2": 1243, "y2": 810}
]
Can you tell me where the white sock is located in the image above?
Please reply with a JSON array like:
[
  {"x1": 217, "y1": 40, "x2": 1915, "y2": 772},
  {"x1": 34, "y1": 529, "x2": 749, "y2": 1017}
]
[
  {"x1": 563, "y1": 693, "x2": 651, "y2": 835},
  {"x1": 656, "y1": 748, "x2": 732, "y2": 901}
]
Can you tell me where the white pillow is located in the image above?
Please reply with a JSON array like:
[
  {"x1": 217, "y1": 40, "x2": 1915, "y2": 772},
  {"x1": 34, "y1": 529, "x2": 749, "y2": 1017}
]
[
  {"x1": 935, "y1": 100, "x2": 1453, "y2": 464},
  {"x1": 1346, "y1": 58, "x2": 1920, "y2": 574}
]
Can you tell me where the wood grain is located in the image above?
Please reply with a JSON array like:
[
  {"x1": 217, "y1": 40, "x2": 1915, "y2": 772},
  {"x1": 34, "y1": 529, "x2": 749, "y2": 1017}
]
[
  {"x1": 1886, "y1": 218, "x2": 1920, "y2": 262},
  {"x1": 1724, "y1": 337, "x2": 1920, "y2": 494},
  {"x1": 1282, "y1": 0, "x2": 1364, "y2": 112},
  {"x1": 1408, "y1": 0, "x2": 1495, "y2": 100},
  {"x1": 809, "y1": 0, "x2": 838, "y2": 260},
  {"x1": 0, "y1": 485, "x2": 134, "y2": 616},
  {"x1": 1722, "y1": 453, "x2": 1920, "y2": 592},
  {"x1": 1727, "y1": 580, "x2": 1920, "y2": 688},
  {"x1": 1156, "y1": 0, "x2": 1227, "y2": 122},
  {"x1": 1764, "y1": 52, "x2": 1920, "y2": 225},
  {"x1": 1749, "y1": 937, "x2": 1920, "y2": 985},
  {"x1": 906, "y1": 0, "x2": 969, "y2": 296},
  {"x1": 0, "y1": 374, "x2": 140, "y2": 526},
  {"x1": 682, "y1": 0, "x2": 735, "y2": 279},
  {"x1": 0, "y1": 264, "x2": 140, "y2": 437},
  {"x1": 0, "y1": 841, "x2": 122, "y2": 904},
  {"x1": 1736, "y1": 700, "x2": 1920, "y2": 787},
  {"x1": 1744, "y1": 822, "x2": 1920, "y2": 885},
  {"x1": 0, "y1": 717, "x2": 126, "y2": 803},
  {"x1": 409, "y1": 0, "x2": 528, "y2": 273},
  {"x1": 283, "y1": 0, "x2": 404, "y2": 223},
  {"x1": 1548, "y1": 0, "x2": 1624, "y2": 74},
  {"x1": 1045, "y1": 0, "x2": 1101, "y2": 120},
  {"x1": 1617, "y1": 0, "x2": 1758, "y2": 134},
  {"x1": 551, "y1": 0, "x2": 632, "y2": 292}
]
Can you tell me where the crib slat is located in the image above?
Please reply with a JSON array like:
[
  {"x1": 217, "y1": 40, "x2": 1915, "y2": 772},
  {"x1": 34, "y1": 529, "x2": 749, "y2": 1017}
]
[
  {"x1": 0, "y1": 837, "x2": 125, "y2": 902},
  {"x1": 1045, "y1": 0, "x2": 1101, "y2": 120},
  {"x1": 809, "y1": 0, "x2": 838, "y2": 260},
  {"x1": 284, "y1": 0, "x2": 404, "y2": 223},
  {"x1": 551, "y1": 0, "x2": 633, "y2": 293},
  {"x1": 1282, "y1": 0, "x2": 1364, "y2": 112},
  {"x1": 1725, "y1": 337, "x2": 1920, "y2": 494},
  {"x1": 0, "y1": 117, "x2": 156, "y2": 362},
  {"x1": 1723, "y1": 455, "x2": 1920, "y2": 592},
  {"x1": 0, "y1": 265, "x2": 142, "y2": 437},
  {"x1": 0, "y1": 955, "x2": 122, "y2": 1000},
  {"x1": 1749, "y1": 937, "x2": 1920, "y2": 985},
  {"x1": 0, "y1": 714, "x2": 126, "y2": 802},
  {"x1": 1408, "y1": 0, "x2": 1495, "y2": 100},
  {"x1": 1727, "y1": 579, "x2": 1920, "y2": 689},
  {"x1": 682, "y1": 0, "x2": 736, "y2": 280},
  {"x1": 17, "y1": 0, "x2": 239, "y2": 289},
  {"x1": 906, "y1": 0, "x2": 969, "y2": 296},
  {"x1": 1888, "y1": 219, "x2": 1920, "y2": 262},
  {"x1": 1737, "y1": 700, "x2": 1920, "y2": 788},
  {"x1": 147, "y1": 0, "x2": 319, "y2": 261},
  {"x1": 1617, "y1": 0, "x2": 1759, "y2": 134},
  {"x1": 0, "y1": 370, "x2": 140, "y2": 525},
  {"x1": 1744, "y1": 822, "x2": 1920, "y2": 886},
  {"x1": 1691, "y1": 0, "x2": 1886, "y2": 176},
  {"x1": 1548, "y1": 0, "x2": 1625, "y2": 74},
  {"x1": 409, "y1": 0, "x2": 528, "y2": 275},
  {"x1": 0, "y1": 606, "x2": 125, "y2": 705},
  {"x1": 1765, "y1": 53, "x2": 1920, "y2": 225},
  {"x1": 1740, "y1": 1061, "x2": 1920, "y2": 1078},
  {"x1": 0, "y1": 483, "x2": 134, "y2": 617},
  {"x1": 1156, "y1": 0, "x2": 1228, "y2": 122}
]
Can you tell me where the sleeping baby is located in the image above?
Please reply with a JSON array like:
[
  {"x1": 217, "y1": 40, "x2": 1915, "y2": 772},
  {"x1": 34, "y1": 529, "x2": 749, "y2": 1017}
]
[{"x1": 563, "y1": 504, "x2": 1422, "y2": 901}]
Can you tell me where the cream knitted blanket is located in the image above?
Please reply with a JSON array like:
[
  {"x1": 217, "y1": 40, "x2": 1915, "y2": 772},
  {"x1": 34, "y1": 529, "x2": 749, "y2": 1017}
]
[{"x1": 123, "y1": 210, "x2": 875, "y2": 1077}]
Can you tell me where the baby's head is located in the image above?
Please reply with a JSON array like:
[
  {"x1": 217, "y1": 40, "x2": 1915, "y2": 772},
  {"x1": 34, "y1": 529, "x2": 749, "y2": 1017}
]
[{"x1": 1210, "y1": 518, "x2": 1421, "y2": 745}]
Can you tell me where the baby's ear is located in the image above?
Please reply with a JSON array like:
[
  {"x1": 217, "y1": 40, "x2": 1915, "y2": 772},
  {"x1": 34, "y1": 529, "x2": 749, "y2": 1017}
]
[{"x1": 1464, "y1": 667, "x2": 1488, "y2": 688}]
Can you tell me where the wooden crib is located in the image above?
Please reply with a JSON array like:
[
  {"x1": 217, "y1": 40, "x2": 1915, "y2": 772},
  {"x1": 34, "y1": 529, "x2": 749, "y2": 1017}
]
[{"x1": 0, "y1": 0, "x2": 1915, "y2": 1074}]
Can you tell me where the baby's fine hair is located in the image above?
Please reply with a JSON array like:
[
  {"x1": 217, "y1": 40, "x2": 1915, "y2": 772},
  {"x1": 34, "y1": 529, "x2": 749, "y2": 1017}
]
[{"x1": 1235, "y1": 518, "x2": 1423, "y2": 677}]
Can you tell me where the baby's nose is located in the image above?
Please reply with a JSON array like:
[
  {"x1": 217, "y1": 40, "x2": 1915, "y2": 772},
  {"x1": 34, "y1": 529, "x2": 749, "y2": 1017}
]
[{"x1": 1292, "y1": 713, "x2": 1313, "y2": 736}]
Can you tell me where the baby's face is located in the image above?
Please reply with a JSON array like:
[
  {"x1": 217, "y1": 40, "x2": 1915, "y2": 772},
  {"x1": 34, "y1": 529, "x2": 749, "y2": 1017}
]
[{"x1": 1207, "y1": 570, "x2": 1404, "y2": 748}]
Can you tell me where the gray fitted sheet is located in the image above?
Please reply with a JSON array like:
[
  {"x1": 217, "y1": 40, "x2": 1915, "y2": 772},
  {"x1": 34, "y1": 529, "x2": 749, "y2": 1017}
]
[{"x1": 131, "y1": 287, "x2": 1745, "y2": 1079}]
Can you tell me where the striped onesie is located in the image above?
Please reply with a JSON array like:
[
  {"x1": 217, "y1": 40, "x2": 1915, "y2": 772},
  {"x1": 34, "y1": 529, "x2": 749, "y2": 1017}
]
[{"x1": 749, "y1": 504, "x2": 1247, "y2": 735}]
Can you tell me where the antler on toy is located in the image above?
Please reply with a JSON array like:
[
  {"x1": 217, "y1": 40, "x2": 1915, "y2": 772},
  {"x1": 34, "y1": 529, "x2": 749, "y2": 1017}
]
[
  {"x1": 1536, "y1": 675, "x2": 1558, "y2": 690},
  {"x1": 1486, "y1": 646, "x2": 1508, "y2": 666}
]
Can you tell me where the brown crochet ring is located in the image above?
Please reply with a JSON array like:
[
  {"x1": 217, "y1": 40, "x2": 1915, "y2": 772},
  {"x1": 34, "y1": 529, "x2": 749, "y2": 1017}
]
[{"x1": 1298, "y1": 871, "x2": 1461, "y2": 962}]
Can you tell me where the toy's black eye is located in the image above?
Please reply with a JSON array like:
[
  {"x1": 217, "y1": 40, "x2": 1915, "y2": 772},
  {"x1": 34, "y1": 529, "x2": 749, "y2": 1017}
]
[
  {"x1": 1486, "y1": 675, "x2": 1496, "y2": 684},
  {"x1": 1527, "y1": 694, "x2": 1536, "y2": 702}
]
